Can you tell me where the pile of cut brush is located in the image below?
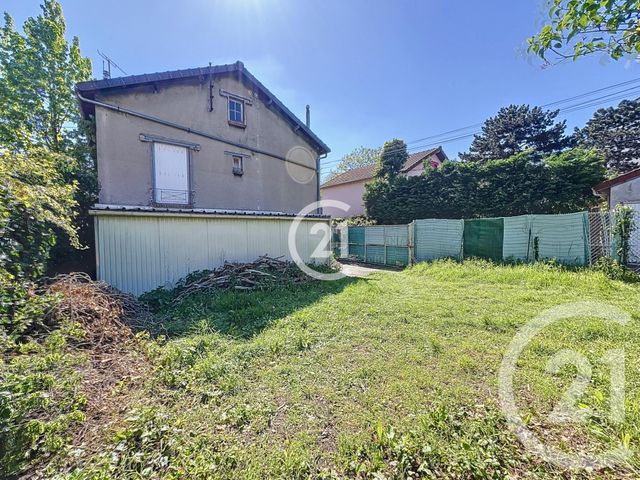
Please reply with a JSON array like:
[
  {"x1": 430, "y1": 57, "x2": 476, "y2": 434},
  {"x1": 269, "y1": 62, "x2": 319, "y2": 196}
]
[
  {"x1": 43, "y1": 272, "x2": 159, "y2": 344},
  {"x1": 170, "y1": 255, "x2": 312, "y2": 303}
]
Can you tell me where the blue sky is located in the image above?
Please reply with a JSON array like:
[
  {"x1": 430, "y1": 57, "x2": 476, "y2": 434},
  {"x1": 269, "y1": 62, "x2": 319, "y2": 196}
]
[{"x1": 5, "y1": 1, "x2": 639, "y2": 177}]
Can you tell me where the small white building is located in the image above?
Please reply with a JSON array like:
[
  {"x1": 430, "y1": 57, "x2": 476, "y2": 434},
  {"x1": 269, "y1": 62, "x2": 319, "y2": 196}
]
[{"x1": 594, "y1": 168, "x2": 640, "y2": 265}]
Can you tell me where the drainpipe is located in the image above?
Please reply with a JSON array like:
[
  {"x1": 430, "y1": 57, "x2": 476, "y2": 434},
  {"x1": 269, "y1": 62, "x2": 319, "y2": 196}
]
[
  {"x1": 317, "y1": 152, "x2": 327, "y2": 214},
  {"x1": 75, "y1": 90, "x2": 317, "y2": 172}
]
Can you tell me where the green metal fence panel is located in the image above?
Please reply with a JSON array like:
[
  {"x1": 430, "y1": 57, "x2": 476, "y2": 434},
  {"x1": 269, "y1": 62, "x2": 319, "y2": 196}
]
[
  {"x1": 386, "y1": 246, "x2": 410, "y2": 266},
  {"x1": 365, "y1": 245, "x2": 386, "y2": 264},
  {"x1": 530, "y1": 212, "x2": 588, "y2": 265},
  {"x1": 385, "y1": 225, "x2": 409, "y2": 247},
  {"x1": 463, "y1": 218, "x2": 504, "y2": 261},
  {"x1": 348, "y1": 226, "x2": 365, "y2": 245},
  {"x1": 414, "y1": 219, "x2": 464, "y2": 261},
  {"x1": 503, "y1": 215, "x2": 533, "y2": 262},
  {"x1": 365, "y1": 226, "x2": 385, "y2": 245}
]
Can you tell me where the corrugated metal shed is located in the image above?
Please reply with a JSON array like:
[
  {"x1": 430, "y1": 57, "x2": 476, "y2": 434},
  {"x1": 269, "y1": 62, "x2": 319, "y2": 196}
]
[{"x1": 93, "y1": 211, "x2": 330, "y2": 295}]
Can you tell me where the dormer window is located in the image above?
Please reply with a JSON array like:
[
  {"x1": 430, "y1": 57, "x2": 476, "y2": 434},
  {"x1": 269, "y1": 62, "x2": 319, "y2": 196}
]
[{"x1": 228, "y1": 97, "x2": 244, "y2": 126}]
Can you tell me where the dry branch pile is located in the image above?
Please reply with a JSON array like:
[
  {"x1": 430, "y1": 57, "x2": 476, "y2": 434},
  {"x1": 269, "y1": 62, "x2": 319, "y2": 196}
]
[
  {"x1": 43, "y1": 272, "x2": 158, "y2": 345},
  {"x1": 171, "y1": 255, "x2": 311, "y2": 303}
]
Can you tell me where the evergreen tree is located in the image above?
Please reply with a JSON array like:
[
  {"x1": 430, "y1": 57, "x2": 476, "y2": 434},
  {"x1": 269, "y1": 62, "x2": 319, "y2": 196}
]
[
  {"x1": 376, "y1": 139, "x2": 408, "y2": 177},
  {"x1": 576, "y1": 99, "x2": 640, "y2": 174},
  {"x1": 364, "y1": 149, "x2": 604, "y2": 224},
  {"x1": 460, "y1": 105, "x2": 571, "y2": 163}
]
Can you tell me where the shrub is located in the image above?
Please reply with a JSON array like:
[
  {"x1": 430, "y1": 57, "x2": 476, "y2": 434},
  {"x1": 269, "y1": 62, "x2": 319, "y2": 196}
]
[
  {"x1": 364, "y1": 148, "x2": 605, "y2": 224},
  {"x1": 0, "y1": 149, "x2": 79, "y2": 279}
]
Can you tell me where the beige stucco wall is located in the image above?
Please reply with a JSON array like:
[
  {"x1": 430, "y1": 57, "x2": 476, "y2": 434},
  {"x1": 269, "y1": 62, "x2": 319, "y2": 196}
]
[
  {"x1": 610, "y1": 177, "x2": 640, "y2": 207},
  {"x1": 320, "y1": 153, "x2": 442, "y2": 217},
  {"x1": 95, "y1": 74, "x2": 320, "y2": 213}
]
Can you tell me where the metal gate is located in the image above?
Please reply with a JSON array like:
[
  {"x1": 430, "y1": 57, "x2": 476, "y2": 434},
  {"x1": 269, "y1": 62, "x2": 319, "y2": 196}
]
[{"x1": 346, "y1": 225, "x2": 410, "y2": 266}]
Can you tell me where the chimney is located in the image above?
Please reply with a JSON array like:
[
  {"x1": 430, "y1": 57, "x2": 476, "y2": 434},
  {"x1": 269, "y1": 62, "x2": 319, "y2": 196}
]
[{"x1": 305, "y1": 105, "x2": 311, "y2": 128}]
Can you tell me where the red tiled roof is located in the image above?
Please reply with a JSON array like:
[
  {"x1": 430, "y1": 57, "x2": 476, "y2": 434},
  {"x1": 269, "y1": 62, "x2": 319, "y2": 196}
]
[
  {"x1": 593, "y1": 167, "x2": 640, "y2": 192},
  {"x1": 321, "y1": 147, "x2": 444, "y2": 188}
]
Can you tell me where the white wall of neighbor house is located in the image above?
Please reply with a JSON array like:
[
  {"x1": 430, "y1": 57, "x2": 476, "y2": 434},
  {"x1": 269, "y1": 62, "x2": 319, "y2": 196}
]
[
  {"x1": 94, "y1": 212, "x2": 331, "y2": 295},
  {"x1": 610, "y1": 177, "x2": 640, "y2": 207}
]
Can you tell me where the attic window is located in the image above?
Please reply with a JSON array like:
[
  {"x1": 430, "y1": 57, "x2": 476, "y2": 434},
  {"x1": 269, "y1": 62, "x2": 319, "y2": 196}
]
[
  {"x1": 232, "y1": 155, "x2": 244, "y2": 175},
  {"x1": 228, "y1": 98, "x2": 245, "y2": 126}
]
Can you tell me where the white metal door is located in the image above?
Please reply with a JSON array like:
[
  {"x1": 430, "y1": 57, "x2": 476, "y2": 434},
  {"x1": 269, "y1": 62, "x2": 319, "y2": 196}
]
[{"x1": 153, "y1": 142, "x2": 189, "y2": 204}]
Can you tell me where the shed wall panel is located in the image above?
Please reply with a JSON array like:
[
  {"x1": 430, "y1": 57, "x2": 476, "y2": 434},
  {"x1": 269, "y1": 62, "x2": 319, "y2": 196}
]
[{"x1": 95, "y1": 213, "x2": 330, "y2": 295}]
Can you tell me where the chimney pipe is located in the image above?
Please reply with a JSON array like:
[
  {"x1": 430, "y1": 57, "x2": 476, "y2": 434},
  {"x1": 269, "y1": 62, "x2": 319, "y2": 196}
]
[{"x1": 305, "y1": 105, "x2": 310, "y2": 128}]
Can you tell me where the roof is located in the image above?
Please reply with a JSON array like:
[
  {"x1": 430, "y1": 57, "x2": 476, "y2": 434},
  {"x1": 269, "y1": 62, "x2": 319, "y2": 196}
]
[
  {"x1": 76, "y1": 61, "x2": 330, "y2": 155},
  {"x1": 89, "y1": 204, "x2": 329, "y2": 219},
  {"x1": 321, "y1": 147, "x2": 445, "y2": 188},
  {"x1": 593, "y1": 168, "x2": 640, "y2": 193}
]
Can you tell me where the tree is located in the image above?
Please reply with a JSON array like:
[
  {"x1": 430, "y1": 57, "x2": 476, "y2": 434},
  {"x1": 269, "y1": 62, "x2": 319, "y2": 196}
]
[
  {"x1": 0, "y1": 1, "x2": 95, "y2": 273},
  {"x1": 364, "y1": 149, "x2": 604, "y2": 224},
  {"x1": 459, "y1": 105, "x2": 571, "y2": 163},
  {"x1": 528, "y1": 0, "x2": 640, "y2": 63},
  {"x1": 0, "y1": 148, "x2": 78, "y2": 279},
  {"x1": 376, "y1": 139, "x2": 408, "y2": 177},
  {"x1": 328, "y1": 146, "x2": 380, "y2": 179},
  {"x1": 576, "y1": 99, "x2": 640, "y2": 173},
  {"x1": 0, "y1": 1, "x2": 92, "y2": 152}
]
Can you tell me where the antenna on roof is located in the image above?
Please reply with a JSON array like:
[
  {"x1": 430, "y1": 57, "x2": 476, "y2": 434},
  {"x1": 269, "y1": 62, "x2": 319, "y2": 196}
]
[{"x1": 97, "y1": 50, "x2": 128, "y2": 79}]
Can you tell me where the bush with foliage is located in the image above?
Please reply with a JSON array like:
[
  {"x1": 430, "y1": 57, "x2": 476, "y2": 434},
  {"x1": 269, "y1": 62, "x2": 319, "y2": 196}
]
[
  {"x1": 0, "y1": 0, "x2": 96, "y2": 274},
  {"x1": 0, "y1": 148, "x2": 79, "y2": 279},
  {"x1": 364, "y1": 148, "x2": 605, "y2": 224}
]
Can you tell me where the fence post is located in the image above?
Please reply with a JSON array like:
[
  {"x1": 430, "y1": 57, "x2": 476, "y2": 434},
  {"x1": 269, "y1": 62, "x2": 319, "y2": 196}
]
[{"x1": 409, "y1": 221, "x2": 415, "y2": 265}]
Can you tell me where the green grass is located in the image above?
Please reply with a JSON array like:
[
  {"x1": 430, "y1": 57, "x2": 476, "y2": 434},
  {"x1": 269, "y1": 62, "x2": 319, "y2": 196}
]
[{"x1": 50, "y1": 261, "x2": 640, "y2": 477}]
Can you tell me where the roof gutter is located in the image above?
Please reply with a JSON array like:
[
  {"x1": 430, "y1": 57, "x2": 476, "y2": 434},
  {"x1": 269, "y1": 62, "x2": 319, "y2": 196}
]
[{"x1": 76, "y1": 90, "x2": 317, "y2": 172}]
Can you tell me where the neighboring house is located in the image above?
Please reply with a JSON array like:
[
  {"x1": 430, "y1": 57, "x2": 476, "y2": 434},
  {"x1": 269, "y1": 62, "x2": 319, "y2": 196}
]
[
  {"x1": 593, "y1": 168, "x2": 640, "y2": 265},
  {"x1": 593, "y1": 168, "x2": 640, "y2": 209},
  {"x1": 76, "y1": 61, "x2": 331, "y2": 294},
  {"x1": 320, "y1": 147, "x2": 447, "y2": 217}
]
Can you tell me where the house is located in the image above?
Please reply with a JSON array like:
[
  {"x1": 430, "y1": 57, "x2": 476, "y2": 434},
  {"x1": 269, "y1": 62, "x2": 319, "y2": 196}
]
[
  {"x1": 593, "y1": 168, "x2": 640, "y2": 265},
  {"x1": 593, "y1": 168, "x2": 640, "y2": 209},
  {"x1": 76, "y1": 61, "x2": 331, "y2": 294},
  {"x1": 320, "y1": 147, "x2": 447, "y2": 217}
]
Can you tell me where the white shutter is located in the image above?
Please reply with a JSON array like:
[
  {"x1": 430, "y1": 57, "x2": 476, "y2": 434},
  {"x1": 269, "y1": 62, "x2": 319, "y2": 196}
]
[{"x1": 153, "y1": 143, "x2": 189, "y2": 204}]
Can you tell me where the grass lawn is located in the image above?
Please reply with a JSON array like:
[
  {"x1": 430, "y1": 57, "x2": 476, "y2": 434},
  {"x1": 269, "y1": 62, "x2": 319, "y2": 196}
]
[{"x1": 44, "y1": 261, "x2": 640, "y2": 477}]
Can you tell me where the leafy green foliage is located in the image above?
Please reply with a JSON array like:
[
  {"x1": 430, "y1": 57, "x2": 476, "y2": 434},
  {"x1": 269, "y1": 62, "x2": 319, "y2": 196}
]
[
  {"x1": 0, "y1": 1, "x2": 96, "y2": 274},
  {"x1": 612, "y1": 204, "x2": 636, "y2": 265},
  {"x1": 364, "y1": 148, "x2": 605, "y2": 224},
  {"x1": 376, "y1": 138, "x2": 408, "y2": 177},
  {"x1": 326, "y1": 146, "x2": 380, "y2": 180},
  {"x1": 0, "y1": 148, "x2": 78, "y2": 279},
  {"x1": 0, "y1": 294, "x2": 87, "y2": 479},
  {"x1": 576, "y1": 99, "x2": 640, "y2": 173},
  {"x1": 0, "y1": 1, "x2": 91, "y2": 152},
  {"x1": 0, "y1": 149, "x2": 79, "y2": 278},
  {"x1": 528, "y1": 0, "x2": 640, "y2": 62},
  {"x1": 593, "y1": 256, "x2": 640, "y2": 282},
  {"x1": 460, "y1": 105, "x2": 572, "y2": 162}
]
